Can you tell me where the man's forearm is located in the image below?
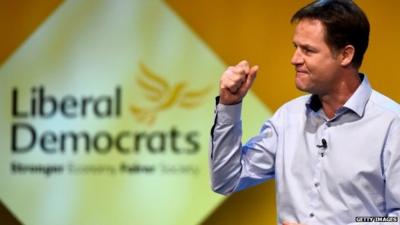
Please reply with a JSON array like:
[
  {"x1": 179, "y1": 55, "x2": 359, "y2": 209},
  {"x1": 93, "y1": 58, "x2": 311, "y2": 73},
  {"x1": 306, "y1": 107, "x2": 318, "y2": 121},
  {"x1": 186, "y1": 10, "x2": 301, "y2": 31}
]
[{"x1": 209, "y1": 103, "x2": 244, "y2": 195}]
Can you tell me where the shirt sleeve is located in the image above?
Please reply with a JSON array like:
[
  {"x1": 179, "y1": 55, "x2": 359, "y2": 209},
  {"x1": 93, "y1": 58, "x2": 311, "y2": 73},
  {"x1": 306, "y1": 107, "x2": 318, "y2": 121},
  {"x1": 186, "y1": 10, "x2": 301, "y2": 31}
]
[
  {"x1": 209, "y1": 97, "x2": 279, "y2": 195},
  {"x1": 383, "y1": 118, "x2": 400, "y2": 218}
]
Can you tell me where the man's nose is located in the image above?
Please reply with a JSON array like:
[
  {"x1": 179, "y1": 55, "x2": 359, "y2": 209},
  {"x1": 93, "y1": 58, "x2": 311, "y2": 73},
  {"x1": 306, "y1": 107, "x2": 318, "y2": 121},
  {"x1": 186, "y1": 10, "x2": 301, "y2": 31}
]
[{"x1": 291, "y1": 49, "x2": 304, "y2": 65}]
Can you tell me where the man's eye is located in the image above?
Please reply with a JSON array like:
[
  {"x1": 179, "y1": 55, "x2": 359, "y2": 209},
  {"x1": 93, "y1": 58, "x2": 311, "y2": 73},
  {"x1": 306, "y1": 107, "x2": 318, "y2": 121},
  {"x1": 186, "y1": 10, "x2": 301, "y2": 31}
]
[{"x1": 303, "y1": 48, "x2": 313, "y2": 54}]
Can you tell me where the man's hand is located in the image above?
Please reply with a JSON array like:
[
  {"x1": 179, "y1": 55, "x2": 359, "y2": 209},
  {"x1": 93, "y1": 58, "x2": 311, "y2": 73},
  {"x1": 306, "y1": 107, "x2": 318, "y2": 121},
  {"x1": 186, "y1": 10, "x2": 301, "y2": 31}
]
[{"x1": 219, "y1": 60, "x2": 258, "y2": 105}]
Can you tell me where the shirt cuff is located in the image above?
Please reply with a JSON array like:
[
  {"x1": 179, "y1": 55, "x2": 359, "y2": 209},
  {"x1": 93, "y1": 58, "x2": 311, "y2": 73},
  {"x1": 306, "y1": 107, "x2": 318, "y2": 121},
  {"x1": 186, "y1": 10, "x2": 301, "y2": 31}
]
[{"x1": 216, "y1": 102, "x2": 242, "y2": 124}]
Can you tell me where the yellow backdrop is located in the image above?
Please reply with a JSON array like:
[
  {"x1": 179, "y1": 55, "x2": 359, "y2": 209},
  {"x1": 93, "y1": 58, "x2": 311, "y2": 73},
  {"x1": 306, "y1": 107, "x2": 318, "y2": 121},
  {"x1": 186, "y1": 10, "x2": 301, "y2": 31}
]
[{"x1": 1, "y1": 1, "x2": 399, "y2": 225}]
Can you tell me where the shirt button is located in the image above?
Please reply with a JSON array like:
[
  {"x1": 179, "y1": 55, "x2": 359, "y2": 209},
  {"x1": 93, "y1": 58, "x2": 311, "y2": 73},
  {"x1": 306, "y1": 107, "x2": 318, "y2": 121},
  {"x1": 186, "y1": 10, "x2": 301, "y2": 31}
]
[
  {"x1": 310, "y1": 213, "x2": 314, "y2": 218},
  {"x1": 314, "y1": 183, "x2": 320, "y2": 187}
]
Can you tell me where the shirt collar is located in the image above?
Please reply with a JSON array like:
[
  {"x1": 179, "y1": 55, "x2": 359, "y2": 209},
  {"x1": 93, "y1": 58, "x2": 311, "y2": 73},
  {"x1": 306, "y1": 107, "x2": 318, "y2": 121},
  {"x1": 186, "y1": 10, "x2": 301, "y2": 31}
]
[{"x1": 306, "y1": 73, "x2": 372, "y2": 117}]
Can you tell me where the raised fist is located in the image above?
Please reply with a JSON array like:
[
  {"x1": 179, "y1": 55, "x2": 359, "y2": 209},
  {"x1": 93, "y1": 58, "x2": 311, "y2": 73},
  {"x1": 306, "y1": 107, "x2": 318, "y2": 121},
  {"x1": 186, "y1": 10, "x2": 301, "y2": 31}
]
[{"x1": 219, "y1": 60, "x2": 258, "y2": 105}]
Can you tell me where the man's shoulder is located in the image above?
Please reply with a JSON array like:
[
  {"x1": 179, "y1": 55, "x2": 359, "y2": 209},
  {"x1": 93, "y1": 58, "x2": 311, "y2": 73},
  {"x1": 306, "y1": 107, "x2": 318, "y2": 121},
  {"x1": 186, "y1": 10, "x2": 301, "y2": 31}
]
[
  {"x1": 369, "y1": 90, "x2": 400, "y2": 118},
  {"x1": 265, "y1": 95, "x2": 310, "y2": 124},
  {"x1": 270, "y1": 95, "x2": 310, "y2": 118}
]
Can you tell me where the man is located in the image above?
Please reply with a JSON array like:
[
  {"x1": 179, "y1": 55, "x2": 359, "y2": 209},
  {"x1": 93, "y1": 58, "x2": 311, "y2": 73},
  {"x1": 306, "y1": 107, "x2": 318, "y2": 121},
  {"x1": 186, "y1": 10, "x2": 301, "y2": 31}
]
[{"x1": 209, "y1": 1, "x2": 400, "y2": 225}]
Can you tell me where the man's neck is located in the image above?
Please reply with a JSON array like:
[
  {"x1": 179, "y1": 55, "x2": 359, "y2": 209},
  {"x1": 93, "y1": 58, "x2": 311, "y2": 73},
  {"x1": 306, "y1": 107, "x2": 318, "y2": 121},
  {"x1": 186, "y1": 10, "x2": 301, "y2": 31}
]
[{"x1": 319, "y1": 72, "x2": 361, "y2": 119}]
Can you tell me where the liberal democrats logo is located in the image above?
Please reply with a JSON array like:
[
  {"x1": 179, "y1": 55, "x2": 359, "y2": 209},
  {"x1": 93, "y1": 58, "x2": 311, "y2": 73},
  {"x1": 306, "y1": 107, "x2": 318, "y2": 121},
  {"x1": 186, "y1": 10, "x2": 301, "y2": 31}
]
[{"x1": 130, "y1": 63, "x2": 211, "y2": 125}]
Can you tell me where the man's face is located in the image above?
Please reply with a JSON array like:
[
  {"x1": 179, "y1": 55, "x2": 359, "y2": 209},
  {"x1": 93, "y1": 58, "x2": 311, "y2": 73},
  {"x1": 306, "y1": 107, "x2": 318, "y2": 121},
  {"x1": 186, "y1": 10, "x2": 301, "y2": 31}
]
[{"x1": 291, "y1": 19, "x2": 342, "y2": 95}]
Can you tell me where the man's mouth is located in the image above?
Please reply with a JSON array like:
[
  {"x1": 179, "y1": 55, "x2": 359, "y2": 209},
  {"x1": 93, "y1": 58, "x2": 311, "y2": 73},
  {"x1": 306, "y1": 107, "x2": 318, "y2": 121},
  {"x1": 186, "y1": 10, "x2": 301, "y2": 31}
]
[{"x1": 296, "y1": 70, "x2": 308, "y2": 76}]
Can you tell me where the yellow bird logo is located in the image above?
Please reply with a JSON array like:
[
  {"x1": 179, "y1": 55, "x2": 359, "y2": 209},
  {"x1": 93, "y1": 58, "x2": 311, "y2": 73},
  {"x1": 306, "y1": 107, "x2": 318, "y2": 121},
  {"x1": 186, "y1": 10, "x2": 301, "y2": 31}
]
[{"x1": 130, "y1": 63, "x2": 211, "y2": 125}]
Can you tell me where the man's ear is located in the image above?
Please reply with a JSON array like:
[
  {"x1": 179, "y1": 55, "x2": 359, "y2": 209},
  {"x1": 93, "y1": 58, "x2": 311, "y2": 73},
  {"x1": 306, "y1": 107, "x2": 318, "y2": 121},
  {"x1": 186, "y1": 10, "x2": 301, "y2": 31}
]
[{"x1": 340, "y1": 45, "x2": 355, "y2": 66}]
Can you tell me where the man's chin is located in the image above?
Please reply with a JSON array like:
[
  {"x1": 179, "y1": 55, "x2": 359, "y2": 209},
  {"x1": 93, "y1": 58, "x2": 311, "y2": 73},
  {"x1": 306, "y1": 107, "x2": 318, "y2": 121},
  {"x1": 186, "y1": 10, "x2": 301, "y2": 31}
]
[{"x1": 295, "y1": 81, "x2": 311, "y2": 93}]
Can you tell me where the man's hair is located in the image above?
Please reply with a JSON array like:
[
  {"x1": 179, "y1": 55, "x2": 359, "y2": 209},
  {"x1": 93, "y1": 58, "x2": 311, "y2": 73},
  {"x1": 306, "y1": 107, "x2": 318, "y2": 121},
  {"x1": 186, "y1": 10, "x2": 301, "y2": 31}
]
[{"x1": 291, "y1": 0, "x2": 370, "y2": 68}]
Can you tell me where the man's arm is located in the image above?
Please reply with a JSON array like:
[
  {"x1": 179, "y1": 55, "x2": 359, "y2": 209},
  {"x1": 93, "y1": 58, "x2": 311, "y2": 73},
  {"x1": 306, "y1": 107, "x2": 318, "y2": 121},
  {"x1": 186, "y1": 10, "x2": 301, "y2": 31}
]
[
  {"x1": 209, "y1": 60, "x2": 277, "y2": 195},
  {"x1": 384, "y1": 118, "x2": 400, "y2": 218},
  {"x1": 210, "y1": 101, "x2": 278, "y2": 195},
  {"x1": 209, "y1": 101, "x2": 244, "y2": 195}
]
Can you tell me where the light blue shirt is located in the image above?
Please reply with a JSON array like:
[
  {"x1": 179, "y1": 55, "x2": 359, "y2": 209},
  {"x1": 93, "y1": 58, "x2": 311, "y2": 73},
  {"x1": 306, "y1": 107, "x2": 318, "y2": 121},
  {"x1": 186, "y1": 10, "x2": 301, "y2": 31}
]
[{"x1": 210, "y1": 75, "x2": 400, "y2": 225}]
